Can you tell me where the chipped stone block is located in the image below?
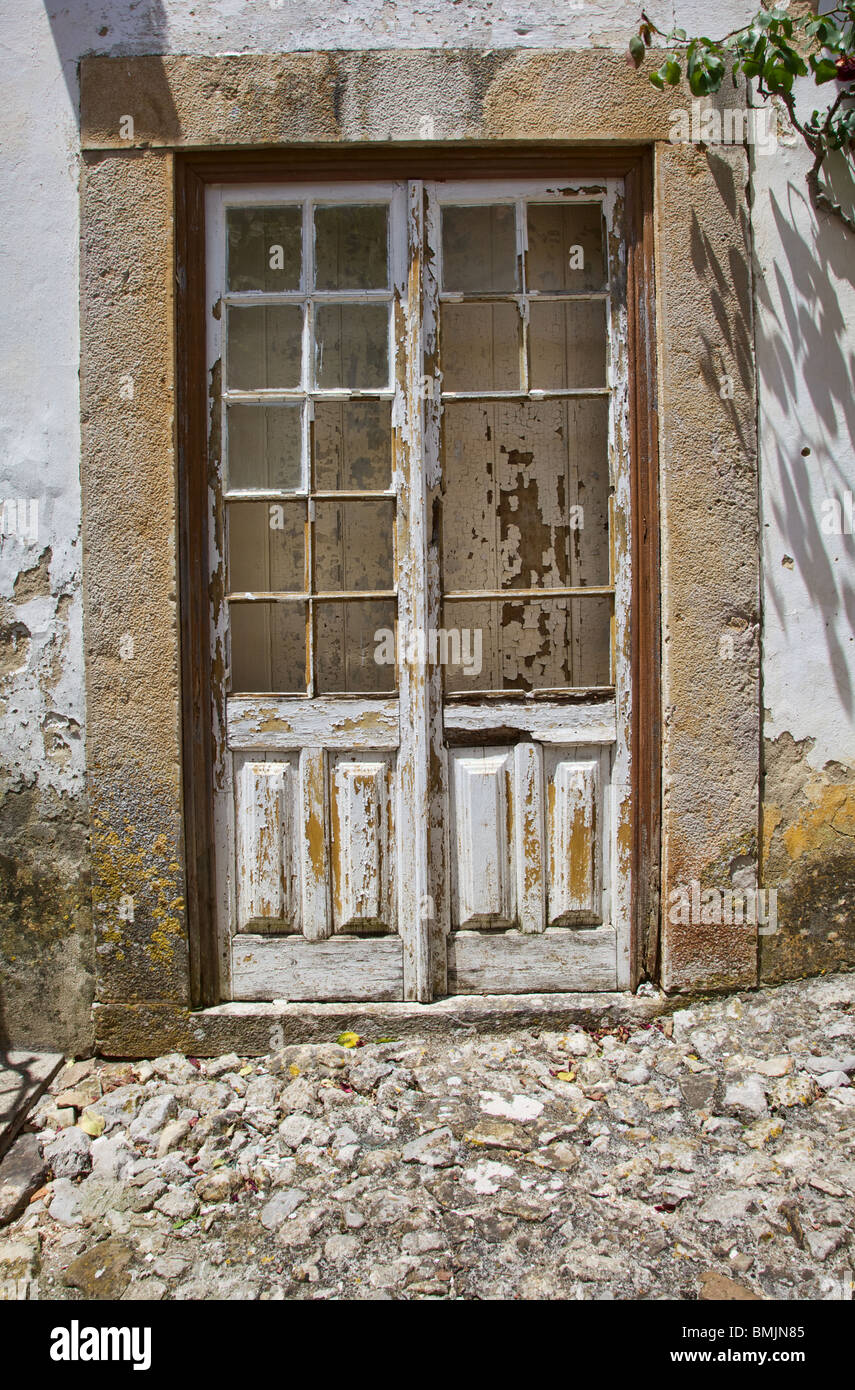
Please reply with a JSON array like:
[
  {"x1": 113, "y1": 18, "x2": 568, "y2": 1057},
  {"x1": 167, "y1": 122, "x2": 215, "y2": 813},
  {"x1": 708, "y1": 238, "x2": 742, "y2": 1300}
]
[
  {"x1": 42, "y1": 1126, "x2": 92, "y2": 1180},
  {"x1": 63, "y1": 1236, "x2": 135, "y2": 1299},
  {"x1": 0, "y1": 1134, "x2": 47, "y2": 1226},
  {"x1": 723, "y1": 1080, "x2": 768, "y2": 1122}
]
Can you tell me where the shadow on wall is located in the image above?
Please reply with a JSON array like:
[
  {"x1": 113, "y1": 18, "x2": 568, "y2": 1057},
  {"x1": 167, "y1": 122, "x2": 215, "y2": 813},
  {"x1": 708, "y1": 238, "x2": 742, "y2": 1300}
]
[
  {"x1": 690, "y1": 150, "x2": 756, "y2": 464},
  {"x1": 758, "y1": 174, "x2": 855, "y2": 717},
  {"x1": 0, "y1": 1048, "x2": 43, "y2": 1156},
  {"x1": 755, "y1": 142, "x2": 855, "y2": 983},
  {"x1": 44, "y1": 0, "x2": 177, "y2": 135}
]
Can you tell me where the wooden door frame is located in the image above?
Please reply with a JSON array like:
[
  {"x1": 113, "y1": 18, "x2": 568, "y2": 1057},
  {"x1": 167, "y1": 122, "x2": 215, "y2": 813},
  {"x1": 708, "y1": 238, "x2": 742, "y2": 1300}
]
[{"x1": 175, "y1": 145, "x2": 660, "y2": 1008}]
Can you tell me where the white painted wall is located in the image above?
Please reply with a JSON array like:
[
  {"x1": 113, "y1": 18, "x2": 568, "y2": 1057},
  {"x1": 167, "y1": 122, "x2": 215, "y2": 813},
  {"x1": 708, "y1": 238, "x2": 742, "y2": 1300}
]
[
  {"x1": 0, "y1": 0, "x2": 852, "y2": 812},
  {"x1": 0, "y1": 2, "x2": 85, "y2": 801},
  {"x1": 752, "y1": 78, "x2": 855, "y2": 768}
]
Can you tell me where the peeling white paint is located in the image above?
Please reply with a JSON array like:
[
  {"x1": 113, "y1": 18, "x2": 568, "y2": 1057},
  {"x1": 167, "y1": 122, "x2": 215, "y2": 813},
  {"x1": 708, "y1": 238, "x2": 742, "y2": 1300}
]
[{"x1": 0, "y1": 3, "x2": 84, "y2": 801}]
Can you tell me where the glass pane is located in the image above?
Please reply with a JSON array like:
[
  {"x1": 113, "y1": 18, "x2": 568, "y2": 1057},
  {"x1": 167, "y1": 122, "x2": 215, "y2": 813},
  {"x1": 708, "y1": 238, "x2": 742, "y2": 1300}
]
[
  {"x1": 227, "y1": 306, "x2": 303, "y2": 390},
  {"x1": 441, "y1": 205, "x2": 518, "y2": 293},
  {"x1": 313, "y1": 400, "x2": 391, "y2": 491},
  {"x1": 441, "y1": 398, "x2": 609, "y2": 592},
  {"x1": 315, "y1": 599, "x2": 397, "y2": 694},
  {"x1": 566, "y1": 397, "x2": 610, "y2": 588},
  {"x1": 227, "y1": 501, "x2": 305, "y2": 593},
  {"x1": 442, "y1": 597, "x2": 611, "y2": 692},
  {"x1": 227, "y1": 205, "x2": 302, "y2": 292},
  {"x1": 441, "y1": 302, "x2": 520, "y2": 392},
  {"x1": 529, "y1": 301, "x2": 607, "y2": 390},
  {"x1": 314, "y1": 205, "x2": 389, "y2": 290},
  {"x1": 527, "y1": 203, "x2": 606, "y2": 292},
  {"x1": 229, "y1": 601, "x2": 306, "y2": 694},
  {"x1": 227, "y1": 404, "x2": 302, "y2": 492},
  {"x1": 314, "y1": 500, "x2": 395, "y2": 592},
  {"x1": 315, "y1": 304, "x2": 389, "y2": 389}
]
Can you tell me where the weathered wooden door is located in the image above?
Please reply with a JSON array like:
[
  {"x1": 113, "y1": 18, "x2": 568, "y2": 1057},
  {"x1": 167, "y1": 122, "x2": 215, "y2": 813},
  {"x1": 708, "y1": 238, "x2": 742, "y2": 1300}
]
[
  {"x1": 426, "y1": 182, "x2": 631, "y2": 997},
  {"x1": 206, "y1": 176, "x2": 631, "y2": 1003}
]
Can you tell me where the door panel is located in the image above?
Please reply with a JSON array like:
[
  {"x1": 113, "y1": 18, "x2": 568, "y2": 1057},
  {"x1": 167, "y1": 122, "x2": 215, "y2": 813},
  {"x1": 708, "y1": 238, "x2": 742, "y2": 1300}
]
[
  {"x1": 236, "y1": 756, "x2": 298, "y2": 933},
  {"x1": 330, "y1": 754, "x2": 396, "y2": 934},
  {"x1": 231, "y1": 935, "x2": 403, "y2": 1002},
  {"x1": 449, "y1": 742, "x2": 611, "y2": 937},
  {"x1": 546, "y1": 751, "x2": 604, "y2": 927},
  {"x1": 450, "y1": 749, "x2": 516, "y2": 929},
  {"x1": 447, "y1": 927, "x2": 617, "y2": 995}
]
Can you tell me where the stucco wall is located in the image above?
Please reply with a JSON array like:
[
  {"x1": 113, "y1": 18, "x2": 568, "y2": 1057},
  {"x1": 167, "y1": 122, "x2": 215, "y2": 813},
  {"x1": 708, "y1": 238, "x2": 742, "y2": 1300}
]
[
  {"x1": 0, "y1": 1, "x2": 92, "y2": 1049},
  {"x1": 752, "y1": 77, "x2": 855, "y2": 982},
  {"x1": 0, "y1": 0, "x2": 852, "y2": 1050}
]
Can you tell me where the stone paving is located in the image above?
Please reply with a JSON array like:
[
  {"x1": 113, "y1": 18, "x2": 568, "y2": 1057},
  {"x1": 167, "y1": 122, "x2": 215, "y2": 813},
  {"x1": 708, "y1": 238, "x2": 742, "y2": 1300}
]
[{"x1": 1, "y1": 974, "x2": 854, "y2": 1301}]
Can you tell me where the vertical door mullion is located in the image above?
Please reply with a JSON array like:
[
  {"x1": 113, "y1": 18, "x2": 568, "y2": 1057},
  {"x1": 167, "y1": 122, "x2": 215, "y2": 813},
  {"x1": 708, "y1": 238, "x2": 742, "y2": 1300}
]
[
  {"x1": 422, "y1": 183, "x2": 448, "y2": 996},
  {"x1": 517, "y1": 196, "x2": 530, "y2": 394},
  {"x1": 396, "y1": 180, "x2": 432, "y2": 1001},
  {"x1": 605, "y1": 177, "x2": 632, "y2": 989}
]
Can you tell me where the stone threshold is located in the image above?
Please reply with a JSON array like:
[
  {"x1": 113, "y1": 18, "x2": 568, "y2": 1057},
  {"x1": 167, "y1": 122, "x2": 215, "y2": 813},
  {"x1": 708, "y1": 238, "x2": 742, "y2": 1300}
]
[{"x1": 93, "y1": 991, "x2": 677, "y2": 1058}]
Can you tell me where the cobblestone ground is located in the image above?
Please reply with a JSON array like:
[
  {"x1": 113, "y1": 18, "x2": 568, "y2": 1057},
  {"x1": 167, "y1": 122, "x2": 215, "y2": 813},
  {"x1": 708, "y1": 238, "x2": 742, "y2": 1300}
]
[{"x1": 1, "y1": 974, "x2": 854, "y2": 1301}]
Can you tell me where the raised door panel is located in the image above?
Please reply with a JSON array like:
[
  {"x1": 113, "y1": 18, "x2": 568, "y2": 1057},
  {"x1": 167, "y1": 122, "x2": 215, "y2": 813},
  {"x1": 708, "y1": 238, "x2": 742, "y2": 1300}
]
[
  {"x1": 546, "y1": 753, "x2": 603, "y2": 926},
  {"x1": 330, "y1": 754, "x2": 396, "y2": 933},
  {"x1": 450, "y1": 749, "x2": 516, "y2": 929},
  {"x1": 236, "y1": 757, "x2": 299, "y2": 933}
]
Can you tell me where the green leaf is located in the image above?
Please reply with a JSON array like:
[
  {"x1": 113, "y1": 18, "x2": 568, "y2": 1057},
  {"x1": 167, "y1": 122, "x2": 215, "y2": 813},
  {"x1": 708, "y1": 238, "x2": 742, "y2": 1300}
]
[
  {"x1": 734, "y1": 28, "x2": 758, "y2": 56},
  {"x1": 629, "y1": 34, "x2": 645, "y2": 67},
  {"x1": 707, "y1": 54, "x2": 726, "y2": 85},
  {"x1": 811, "y1": 56, "x2": 840, "y2": 85},
  {"x1": 649, "y1": 70, "x2": 665, "y2": 90},
  {"x1": 663, "y1": 57, "x2": 682, "y2": 86},
  {"x1": 763, "y1": 55, "x2": 794, "y2": 94},
  {"x1": 805, "y1": 18, "x2": 843, "y2": 48},
  {"x1": 779, "y1": 47, "x2": 808, "y2": 77},
  {"x1": 686, "y1": 45, "x2": 725, "y2": 97}
]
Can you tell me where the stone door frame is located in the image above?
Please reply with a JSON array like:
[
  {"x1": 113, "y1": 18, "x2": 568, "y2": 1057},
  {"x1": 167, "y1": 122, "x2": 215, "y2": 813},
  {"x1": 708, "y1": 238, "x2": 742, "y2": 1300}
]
[{"x1": 79, "y1": 52, "x2": 758, "y2": 1055}]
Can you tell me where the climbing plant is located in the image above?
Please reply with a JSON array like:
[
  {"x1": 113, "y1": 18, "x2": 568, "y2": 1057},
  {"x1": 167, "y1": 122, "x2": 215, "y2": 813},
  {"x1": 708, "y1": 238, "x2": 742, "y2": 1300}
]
[{"x1": 628, "y1": 4, "x2": 855, "y2": 233}]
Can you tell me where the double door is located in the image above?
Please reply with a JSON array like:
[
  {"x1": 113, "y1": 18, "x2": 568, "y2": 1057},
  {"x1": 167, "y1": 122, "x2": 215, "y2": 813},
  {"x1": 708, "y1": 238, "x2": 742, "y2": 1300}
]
[{"x1": 206, "y1": 177, "x2": 632, "y2": 1001}]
